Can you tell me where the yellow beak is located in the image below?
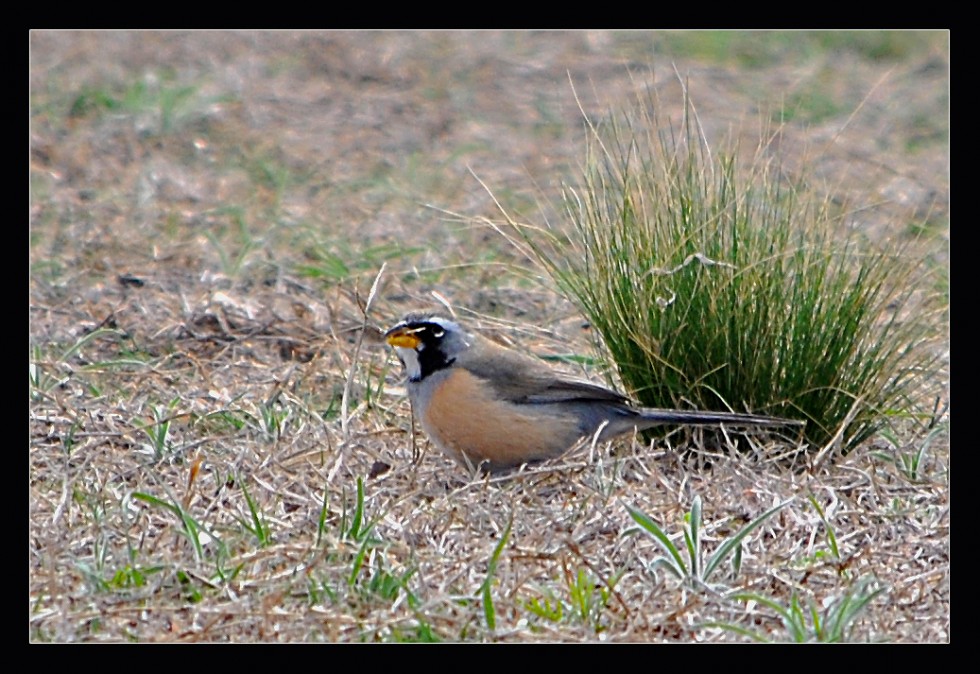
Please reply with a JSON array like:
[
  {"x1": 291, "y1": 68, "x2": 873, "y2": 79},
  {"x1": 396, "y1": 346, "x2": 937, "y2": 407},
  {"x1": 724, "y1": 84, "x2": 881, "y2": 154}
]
[{"x1": 385, "y1": 328, "x2": 421, "y2": 350}]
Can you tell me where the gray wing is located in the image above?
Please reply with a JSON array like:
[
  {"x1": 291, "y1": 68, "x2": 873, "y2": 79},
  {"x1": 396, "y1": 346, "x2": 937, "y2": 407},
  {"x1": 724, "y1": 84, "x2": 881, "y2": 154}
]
[{"x1": 458, "y1": 339, "x2": 631, "y2": 406}]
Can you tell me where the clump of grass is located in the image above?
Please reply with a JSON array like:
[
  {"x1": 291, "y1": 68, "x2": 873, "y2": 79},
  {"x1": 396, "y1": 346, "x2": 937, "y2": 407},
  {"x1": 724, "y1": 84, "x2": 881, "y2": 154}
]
[
  {"x1": 486, "y1": 87, "x2": 945, "y2": 455},
  {"x1": 726, "y1": 575, "x2": 886, "y2": 643}
]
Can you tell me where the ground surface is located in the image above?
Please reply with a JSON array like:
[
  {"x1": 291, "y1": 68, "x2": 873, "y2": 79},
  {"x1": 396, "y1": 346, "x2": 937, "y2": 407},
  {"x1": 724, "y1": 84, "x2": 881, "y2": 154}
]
[{"x1": 30, "y1": 31, "x2": 949, "y2": 642}]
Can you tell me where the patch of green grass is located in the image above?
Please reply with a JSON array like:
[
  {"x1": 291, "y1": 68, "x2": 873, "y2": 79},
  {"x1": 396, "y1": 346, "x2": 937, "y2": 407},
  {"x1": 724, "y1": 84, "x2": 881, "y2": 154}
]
[
  {"x1": 787, "y1": 493, "x2": 854, "y2": 578},
  {"x1": 626, "y1": 495, "x2": 790, "y2": 590},
  {"x1": 725, "y1": 575, "x2": 886, "y2": 642},
  {"x1": 65, "y1": 70, "x2": 232, "y2": 136},
  {"x1": 308, "y1": 478, "x2": 428, "y2": 619},
  {"x1": 780, "y1": 86, "x2": 845, "y2": 124},
  {"x1": 294, "y1": 233, "x2": 426, "y2": 285},
  {"x1": 132, "y1": 490, "x2": 217, "y2": 564},
  {"x1": 30, "y1": 329, "x2": 133, "y2": 401},
  {"x1": 134, "y1": 397, "x2": 181, "y2": 461},
  {"x1": 491, "y1": 89, "x2": 946, "y2": 455},
  {"x1": 524, "y1": 561, "x2": 621, "y2": 634},
  {"x1": 906, "y1": 214, "x2": 950, "y2": 241},
  {"x1": 107, "y1": 562, "x2": 165, "y2": 591},
  {"x1": 904, "y1": 112, "x2": 950, "y2": 154},
  {"x1": 388, "y1": 621, "x2": 442, "y2": 643},
  {"x1": 196, "y1": 409, "x2": 249, "y2": 434},
  {"x1": 810, "y1": 31, "x2": 943, "y2": 61},
  {"x1": 525, "y1": 589, "x2": 565, "y2": 624},
  {"x1": 129, "y1": 485, "x2": 245, "y2": 591},
  {"x1": 562, "y1": 564, "x2": 618, "y2": 633},
  {"x1": 200, "y1": 206, "x2": 263, "y2": 278},
  {"x1": 617, "y1": 31, "x2": 944, "y2": 69},
  {"x1": 359, "y1": 559, "x2": 420, "y2": 610},
  {"x1": 873, "y1": 417, "x2": 947, "y2": 483},
  {"x1": 29, "y1": 257, "x2": 64, "y2": 283},
  {"x1": 242, "y1": 150, "x2": 298, "y2": 197}
]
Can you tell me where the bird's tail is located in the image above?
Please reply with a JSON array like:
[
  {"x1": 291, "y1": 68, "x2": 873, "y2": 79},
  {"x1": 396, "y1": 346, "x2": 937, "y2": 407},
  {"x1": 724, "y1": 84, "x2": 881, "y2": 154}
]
[{"x1": 635, "y1": 407, "x2": 803, "y2": 428}]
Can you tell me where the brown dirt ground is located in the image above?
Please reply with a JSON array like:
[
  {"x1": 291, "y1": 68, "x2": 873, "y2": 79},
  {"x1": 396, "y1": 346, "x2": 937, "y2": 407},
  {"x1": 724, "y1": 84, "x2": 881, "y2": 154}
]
[{"x1": 30, "y1": 31, "x2": 948, "y2": 642}]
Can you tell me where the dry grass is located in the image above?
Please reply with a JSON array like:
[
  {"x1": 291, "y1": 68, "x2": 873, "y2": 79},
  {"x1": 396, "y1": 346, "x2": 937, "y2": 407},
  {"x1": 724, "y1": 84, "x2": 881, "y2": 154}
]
[{"x1": 30, "y1": 31, "x2": 948, "y2": 642}]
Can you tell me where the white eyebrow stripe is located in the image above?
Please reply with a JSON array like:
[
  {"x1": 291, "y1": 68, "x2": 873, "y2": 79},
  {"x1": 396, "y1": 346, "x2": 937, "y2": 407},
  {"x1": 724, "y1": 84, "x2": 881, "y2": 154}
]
[{"x1": 428, "y1": 317, "x2": 460, "y2": 331}]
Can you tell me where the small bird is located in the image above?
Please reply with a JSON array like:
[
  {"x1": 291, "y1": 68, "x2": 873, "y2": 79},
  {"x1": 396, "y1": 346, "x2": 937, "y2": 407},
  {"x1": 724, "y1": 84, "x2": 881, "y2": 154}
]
[{"x1": 385, "y1": 313, "x2": 800, "y2": 473}]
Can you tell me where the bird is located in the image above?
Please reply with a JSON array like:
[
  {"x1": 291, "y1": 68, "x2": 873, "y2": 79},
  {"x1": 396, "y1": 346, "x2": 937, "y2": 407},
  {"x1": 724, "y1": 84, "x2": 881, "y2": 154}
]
[{"x1": 384, "y1": 313, "x2": 801, "y2": 473}]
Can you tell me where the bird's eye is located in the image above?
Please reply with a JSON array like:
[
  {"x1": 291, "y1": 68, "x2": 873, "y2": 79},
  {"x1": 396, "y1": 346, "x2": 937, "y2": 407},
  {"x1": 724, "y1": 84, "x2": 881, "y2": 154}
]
[{"x1": 431, "y1": 328, "x2": 445, "y2": 338}]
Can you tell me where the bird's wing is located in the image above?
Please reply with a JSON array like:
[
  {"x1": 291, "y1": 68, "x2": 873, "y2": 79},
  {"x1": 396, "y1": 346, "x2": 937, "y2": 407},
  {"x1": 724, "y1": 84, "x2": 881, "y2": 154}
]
[
  {"x1": 458, "y1": 339, "x2": 631, "y2": 406},
  {"x1": 528, "y1": 377, "x2": 633, "y2": 405}
]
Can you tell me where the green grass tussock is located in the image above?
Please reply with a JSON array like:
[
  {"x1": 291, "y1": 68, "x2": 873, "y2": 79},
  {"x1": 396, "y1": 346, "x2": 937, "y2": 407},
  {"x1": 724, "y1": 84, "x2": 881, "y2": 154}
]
[{"x1": 494, "y1": 88, "x2": 945, "y2": 456}]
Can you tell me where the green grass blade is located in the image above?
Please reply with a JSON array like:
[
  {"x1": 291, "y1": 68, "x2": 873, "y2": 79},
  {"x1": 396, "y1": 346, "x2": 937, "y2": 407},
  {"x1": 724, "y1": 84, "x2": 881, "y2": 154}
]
[
  {"x1": 479, "y1": 517, "x2": 513, "y2": 631},
  {"x1": 241, "y1": 480, "x2": 270, "y2": 547},
  {"x1": 807, "y1": 493, "x2": 840, "y2": 560},
  {"x1": 703, "y1": 499, "x2": 791, "y2": 581},
  {"x1": 688, "y1": 495, "x2": 702, "y2": 579},
  {"x1": 626, "y1": 504, "x2": 688, "y2": 576}
]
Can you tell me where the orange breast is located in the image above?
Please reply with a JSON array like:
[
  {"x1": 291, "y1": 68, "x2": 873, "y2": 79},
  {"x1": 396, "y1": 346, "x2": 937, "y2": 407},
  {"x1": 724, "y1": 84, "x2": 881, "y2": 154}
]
[{"x1": 421, "y1": 368, "x2": 580, "y2": 470}]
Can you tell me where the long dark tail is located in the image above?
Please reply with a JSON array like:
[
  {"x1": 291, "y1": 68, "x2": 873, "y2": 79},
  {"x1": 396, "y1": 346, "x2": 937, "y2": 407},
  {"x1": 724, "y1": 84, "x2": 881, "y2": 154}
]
[{"x1": 635, "y1": 408, "x2": 803, "y2": 428}]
